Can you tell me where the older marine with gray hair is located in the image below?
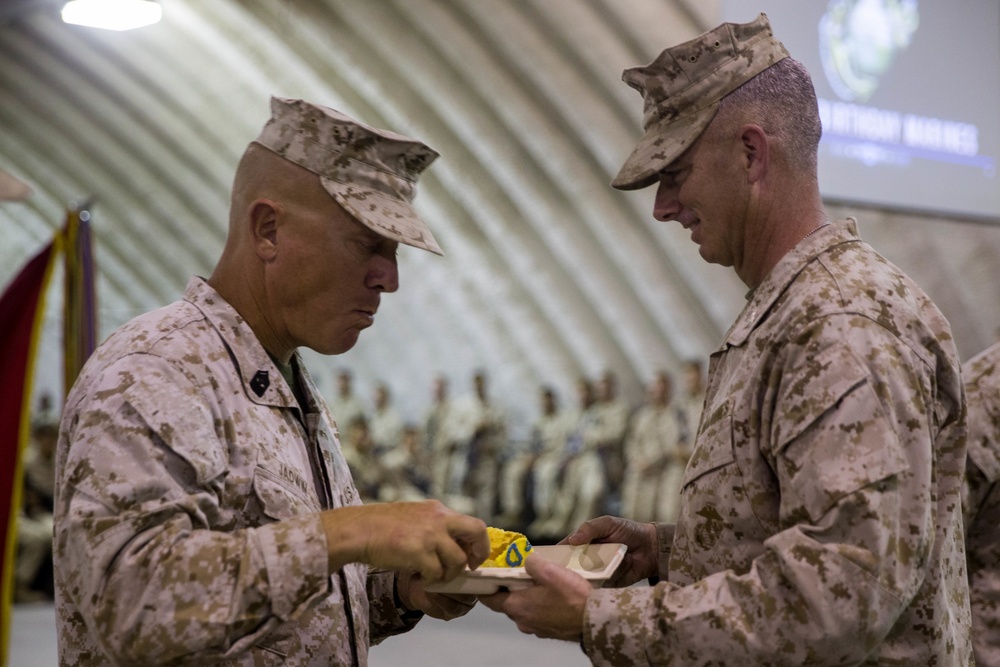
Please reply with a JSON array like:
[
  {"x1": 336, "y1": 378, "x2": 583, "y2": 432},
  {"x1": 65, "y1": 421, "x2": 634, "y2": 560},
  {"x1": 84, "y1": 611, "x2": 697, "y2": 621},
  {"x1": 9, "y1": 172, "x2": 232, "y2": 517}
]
[
  {"x1": 54, "y1": 96, "x2": 489, "y2": 666},
  {"x1": 482, "y1": 13, "x2": 971, "y2": 665}
]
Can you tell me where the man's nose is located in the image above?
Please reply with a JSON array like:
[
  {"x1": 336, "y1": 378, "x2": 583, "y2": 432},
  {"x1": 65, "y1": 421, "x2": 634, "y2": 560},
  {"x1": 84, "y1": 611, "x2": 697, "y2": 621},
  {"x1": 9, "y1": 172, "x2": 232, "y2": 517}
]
[
  {"x1": 369, "y1": 254, "x2": 399, "y2": 293},
  {"x1": 653, "y1": 179, "x2": 680, "y2": 222}
]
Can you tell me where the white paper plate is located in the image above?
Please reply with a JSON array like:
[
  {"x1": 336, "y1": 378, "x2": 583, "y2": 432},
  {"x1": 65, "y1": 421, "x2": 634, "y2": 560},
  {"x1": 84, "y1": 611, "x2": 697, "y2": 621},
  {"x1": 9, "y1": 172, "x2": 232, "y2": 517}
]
[{"x1": 424, "y1": 543, "x2": 627, "y2": 595}]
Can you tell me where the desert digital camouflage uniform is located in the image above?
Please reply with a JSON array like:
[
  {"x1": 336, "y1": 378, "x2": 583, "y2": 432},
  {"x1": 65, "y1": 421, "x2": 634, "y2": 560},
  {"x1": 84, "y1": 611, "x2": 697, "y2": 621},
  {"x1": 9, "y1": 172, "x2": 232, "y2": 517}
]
[
  {"x1": 962, "y1": 341, "x2": 1000, "y2": 666},
  {"x1": 545, "y1": 398, "x2": 616, "y2": 535},
  {"x1": 448, "y1": 388, "x2": 507, "y2": 516},
  {"x1": 582, "y1": 220, "x2": 971, "y2": 665},
  {"x1": 54, "y1": 278, "x2": 419, "y2": 666},
  {"x1": 620, "y1": 400, "x2": 677, "y2": 523},
  {"x1": 498, "y1": 395, "x2": 574, "y2": 524},
  {"x1": 369, "y1": 394, "x2": 404, "y2": 454},
  {"x1": 588, "y1": 384, "x2": 631, "y2": 497},
  {"x1": 330, "y1": 392, "x2": 366, "y2": 441},
  {"x1": 532, "y1": 396, "x2": 598, "y2": 537},
  {"x1": 424, "y1": 396, "x2": 458, "y2": 498},
  {"x1": 528, "y1": 406, "x2": 577, "y2": 526}
]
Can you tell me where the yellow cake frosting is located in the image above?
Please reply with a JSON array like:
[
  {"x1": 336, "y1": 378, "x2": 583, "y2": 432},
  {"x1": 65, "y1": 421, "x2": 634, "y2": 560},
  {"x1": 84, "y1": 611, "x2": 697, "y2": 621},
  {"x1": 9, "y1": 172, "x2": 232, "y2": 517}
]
[{"x1": 486, "y1": 526, "x2": 533, "y2": 567}]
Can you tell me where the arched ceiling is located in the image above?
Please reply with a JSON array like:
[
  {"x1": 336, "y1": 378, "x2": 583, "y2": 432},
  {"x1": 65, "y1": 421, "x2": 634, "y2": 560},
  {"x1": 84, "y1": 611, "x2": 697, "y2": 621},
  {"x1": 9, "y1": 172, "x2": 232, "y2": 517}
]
[{"x1": 2, "y1": 0, "x2": 999, "y2": 431}]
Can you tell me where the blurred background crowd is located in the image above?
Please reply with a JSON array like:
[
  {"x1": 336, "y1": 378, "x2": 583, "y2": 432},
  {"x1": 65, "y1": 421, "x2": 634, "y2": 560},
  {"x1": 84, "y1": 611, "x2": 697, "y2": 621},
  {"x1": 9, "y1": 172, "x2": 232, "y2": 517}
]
[{"x1": 333, "y1": 360, "x2": 706, "y2": 543}]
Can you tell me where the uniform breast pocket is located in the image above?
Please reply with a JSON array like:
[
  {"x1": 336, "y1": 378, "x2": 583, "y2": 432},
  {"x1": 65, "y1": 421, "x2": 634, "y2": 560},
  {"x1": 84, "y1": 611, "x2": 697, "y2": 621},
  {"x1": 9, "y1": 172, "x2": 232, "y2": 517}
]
[
  {"x1": 682, "y1": 414, "x2": 736, "y2": 489},
  {"x1": 678, "y1": 414, "x2": 745, "y2": 553},
  {"x1": 251, "y1": 466, "x2": 320, "y2": 522}
]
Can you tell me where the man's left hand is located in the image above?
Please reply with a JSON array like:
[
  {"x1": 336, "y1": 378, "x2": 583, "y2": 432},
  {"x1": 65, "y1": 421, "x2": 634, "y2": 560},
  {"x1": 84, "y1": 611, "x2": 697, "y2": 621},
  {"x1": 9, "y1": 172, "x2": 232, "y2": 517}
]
[
  {"x1": 479, "y1": 554, "x2": 591, "y2": 641},
  {"x1": 397, "y1": 572, "x2": 477, "y2": 621}
]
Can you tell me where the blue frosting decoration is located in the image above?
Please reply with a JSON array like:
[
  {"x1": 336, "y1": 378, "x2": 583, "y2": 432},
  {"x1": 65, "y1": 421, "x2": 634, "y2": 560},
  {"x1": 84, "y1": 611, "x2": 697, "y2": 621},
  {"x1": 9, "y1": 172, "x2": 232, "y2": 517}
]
[{"x1": 504, "y1": 541, "x2": 533, "y2": 567}]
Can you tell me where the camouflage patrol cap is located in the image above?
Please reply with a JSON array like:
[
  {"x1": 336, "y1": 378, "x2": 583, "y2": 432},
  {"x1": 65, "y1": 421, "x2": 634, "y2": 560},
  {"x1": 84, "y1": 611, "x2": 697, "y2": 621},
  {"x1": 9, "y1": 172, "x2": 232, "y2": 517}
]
[
  {"x1": 254, "y1": 96, "x2": 443, "y2": 255},
  {"x1": 0, "y1": 167, "x2": 31, "y2": 201},
  {"x1": 611, "y1": 13, "x2": 789, "y2": 191}
]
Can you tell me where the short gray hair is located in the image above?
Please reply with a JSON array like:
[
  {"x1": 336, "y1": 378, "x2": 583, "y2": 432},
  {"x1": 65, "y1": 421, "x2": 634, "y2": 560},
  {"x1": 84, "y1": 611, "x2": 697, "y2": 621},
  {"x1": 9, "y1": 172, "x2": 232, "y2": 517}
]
[{"x1": 716, "y1": 58, "x2": 822, "y2": 172}]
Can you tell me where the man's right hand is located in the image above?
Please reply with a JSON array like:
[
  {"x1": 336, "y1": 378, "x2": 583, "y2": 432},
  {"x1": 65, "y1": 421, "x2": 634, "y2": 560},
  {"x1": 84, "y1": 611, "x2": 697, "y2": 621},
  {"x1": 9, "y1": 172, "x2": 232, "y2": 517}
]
[
  {"x1": 320, "y1": 500, "x2": 489, "y2": 583},
  {"x1": 561, "y1": 515, "x2": 658, "y2": 587}
]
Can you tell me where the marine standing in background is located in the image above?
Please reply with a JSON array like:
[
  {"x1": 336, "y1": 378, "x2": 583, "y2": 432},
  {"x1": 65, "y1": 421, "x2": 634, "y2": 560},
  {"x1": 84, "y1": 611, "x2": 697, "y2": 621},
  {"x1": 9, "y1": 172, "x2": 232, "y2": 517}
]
[
  {"x1": 497, "y1": 385, "x2": 572, "y2": 532},
  {"x1": 658, "y1": 360, "x2": 703, "y2": 521},
  {"x1": 330, "y1": 367, "x2": 367, "y2": 439},
  {"x1": 423, "y1": 374, "x2": 456, "y2": 497},
  {"x1": 538, "y1": 376, "x2": 603, "y2": 539},
  {"x1": 524, "y1": 385, "x2": 577, "y2": 537},
  {"x1": 620, "y1": 371, "x2": 677, "y2": 523},
  {"x1": 587, "y1": 370, "x2": 631, "y2": 514},
  {"x1": 451, "y1": 370, "x2": 507, "y2": 520},
  {"x1": 369, "y1": 381, "x2": 404, "y2": 454},
  {"x1": 674, "y1": 358, "x2": 705, "y2": 448}
]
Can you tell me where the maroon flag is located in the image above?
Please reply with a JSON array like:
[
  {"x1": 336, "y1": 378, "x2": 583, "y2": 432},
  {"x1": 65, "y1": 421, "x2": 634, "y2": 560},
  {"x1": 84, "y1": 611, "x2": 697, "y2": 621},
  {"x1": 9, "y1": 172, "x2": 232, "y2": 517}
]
[{"x1": 0, "y1": 241, "x2": 57, "y2": 662}]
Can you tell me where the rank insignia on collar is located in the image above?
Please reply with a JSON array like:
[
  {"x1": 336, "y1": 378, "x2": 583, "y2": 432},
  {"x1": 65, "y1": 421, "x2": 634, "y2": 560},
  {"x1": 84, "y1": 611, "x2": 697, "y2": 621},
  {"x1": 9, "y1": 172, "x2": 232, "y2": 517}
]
[{"x1": 250, "y1": 370, "x2": 270, "y2": 397}]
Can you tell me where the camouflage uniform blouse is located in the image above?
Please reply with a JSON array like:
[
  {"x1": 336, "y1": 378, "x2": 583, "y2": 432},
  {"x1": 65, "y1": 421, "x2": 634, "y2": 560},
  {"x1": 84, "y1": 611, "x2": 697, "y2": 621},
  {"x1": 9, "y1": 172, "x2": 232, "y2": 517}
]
[
  {"x1": 962, "y1": 342, "x2": 1000, "y2": 666},
  {"x1": 54, "y1": 277, "x2": 417, "y2": 666},
  {"x1": 583, "y1": 220, "x2": 971, "y2": 665}
]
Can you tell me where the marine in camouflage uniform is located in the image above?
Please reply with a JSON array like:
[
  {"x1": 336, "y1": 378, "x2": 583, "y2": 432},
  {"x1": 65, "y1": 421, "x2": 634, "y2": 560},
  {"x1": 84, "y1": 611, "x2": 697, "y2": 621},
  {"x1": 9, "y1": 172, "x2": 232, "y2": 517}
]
[
  {"x1": 423, "y1": 375, "x2": 458, "y2": 498},
  {"x1": 330, "y1": 368, "x2": 367, "y2": 440},
  {"x1": 55, "y1": 278, "x2": 413, "y2": 665},
  {"x1": 526, "y1": 387, "x2": 577, "y2": 529},
  {"x1": 54, "y1": 96, "x2": 488, "y2": 666},
  {"x1": 542, "y1": 377, "x2": 607, "y2": 537},
  {"x1": 620, "y1": 372, "x2": 677, "y2": 523},
  {"x1": 448, "y1": 371, "x2": 507, "y2": 519},
  {"x1": 368, "y1": 382, "x2": 404, "y2": 454},
  {"x1": 587, "y1": 370, "x2": 631, "y2": 506},
  {"x1": 481, "y1": 14, "x2": 971, "y2": 665},
  {"x1": 963, "y1": 342, "x2": 1000, "y2": 666},
  {"x1": 582, "y1": 218, "x2": 969, "y2": 664}
]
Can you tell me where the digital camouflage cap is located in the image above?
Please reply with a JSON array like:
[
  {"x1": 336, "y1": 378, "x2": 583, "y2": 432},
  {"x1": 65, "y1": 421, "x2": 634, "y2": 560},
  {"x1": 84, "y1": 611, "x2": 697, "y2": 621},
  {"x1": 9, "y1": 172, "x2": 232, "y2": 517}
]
[
  {"x1": 254, "y1": 96, "x2": 443, "y2": 255},
  {"x1": 612, "y1": 13, "x2": 789, "y2": 191}
]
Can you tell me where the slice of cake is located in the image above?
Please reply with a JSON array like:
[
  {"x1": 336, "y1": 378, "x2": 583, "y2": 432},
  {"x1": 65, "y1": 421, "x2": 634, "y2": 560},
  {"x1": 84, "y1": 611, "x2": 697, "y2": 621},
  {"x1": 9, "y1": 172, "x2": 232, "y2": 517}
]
[{"x1": 486, "y1": 526, "x2": 533, "y2": 567}]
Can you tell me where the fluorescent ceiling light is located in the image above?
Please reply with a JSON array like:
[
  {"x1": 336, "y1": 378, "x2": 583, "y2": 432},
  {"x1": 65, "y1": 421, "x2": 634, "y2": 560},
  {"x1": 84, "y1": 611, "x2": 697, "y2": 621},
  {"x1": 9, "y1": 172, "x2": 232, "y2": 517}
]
[{"x1": 61, "y1": 0, "x2": 162, "y2": 31}]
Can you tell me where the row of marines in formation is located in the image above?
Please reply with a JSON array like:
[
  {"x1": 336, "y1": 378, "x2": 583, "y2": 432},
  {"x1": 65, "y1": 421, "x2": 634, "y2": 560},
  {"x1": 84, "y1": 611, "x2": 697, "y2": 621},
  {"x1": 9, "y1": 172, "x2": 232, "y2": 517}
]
[{"x1": 329, "y1": 362, "x2": 705, "y2": 539}]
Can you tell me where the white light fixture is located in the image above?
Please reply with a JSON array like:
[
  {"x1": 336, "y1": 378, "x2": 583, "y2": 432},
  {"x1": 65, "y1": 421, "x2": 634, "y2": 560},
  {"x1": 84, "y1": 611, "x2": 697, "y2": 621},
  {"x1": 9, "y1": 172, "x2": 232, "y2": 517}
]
[{"x1": 61, "y1": 0, "x2": 162, "y2": 31}]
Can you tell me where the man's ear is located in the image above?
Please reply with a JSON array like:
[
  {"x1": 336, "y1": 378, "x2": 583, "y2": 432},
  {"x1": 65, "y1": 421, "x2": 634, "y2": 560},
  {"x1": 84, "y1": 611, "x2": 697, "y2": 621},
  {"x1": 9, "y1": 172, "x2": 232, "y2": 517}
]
[
  {"x1": 740, "y1": 124, "x2": 769, "y2": 184},
  {"x1": 249, "y1": 199, "x2": 279, "y2": 261}
]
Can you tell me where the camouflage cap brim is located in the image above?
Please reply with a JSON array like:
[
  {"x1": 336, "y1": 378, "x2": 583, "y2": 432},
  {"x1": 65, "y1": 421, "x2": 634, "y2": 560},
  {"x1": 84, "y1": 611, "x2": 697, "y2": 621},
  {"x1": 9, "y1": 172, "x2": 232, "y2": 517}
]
[
  {"x1": 322, "y1": 176, "x2": 443, "y2": 255},
  {"x1": 611, "y1": 103, "x2": 719, "y2": 191},
  {"x1": 0, "y1": 168, "x2": 32, "y2": 201}
]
